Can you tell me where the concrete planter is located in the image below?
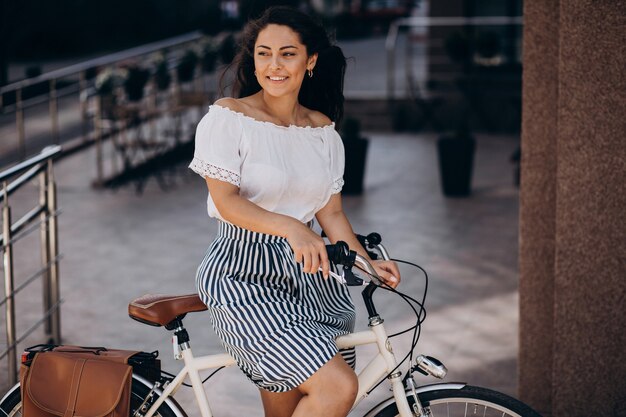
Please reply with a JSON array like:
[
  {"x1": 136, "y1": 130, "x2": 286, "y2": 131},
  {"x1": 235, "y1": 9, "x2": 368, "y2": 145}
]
[
  {"x1": 437, "y1": 135, "x2": 475, "y2": 197},
  {"x1": 343, "y1": 137, "x2": 369, "y2": 195}
]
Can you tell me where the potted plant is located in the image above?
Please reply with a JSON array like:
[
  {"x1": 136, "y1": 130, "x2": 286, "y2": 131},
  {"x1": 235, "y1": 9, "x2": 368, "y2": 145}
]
[
  {"x1": 200, "y1": 39, "x2": 219, "y2": 74},
  {"x1": 437, "y1": 131, "x2": 475, "y2": 197},
  {"x1": 218, "y1": 34, "x2": 237, "y2": 66},
  {"x1": 153, "y1": 54, "x2": 171, "y2": 92},
  {"x1": 124, "y1": 65, "x2": 150, "y2": 102},
  {"x1": 436, "y1": 107, "x2": 476, "y2": 197},
  {"x1": 95, "y1": 67, "x2": 118, "y2": 97},
  {"x1": 95, "y1": 67, "x2": 125, "y2": 118},
  {"x1": 176, "y1": 50, "x2": 198, "y2": 84},
  {"x1": 444, "y1": 31, "x2": 472, "y2": 67},
  {"x1": 340, "y1": 117, "x2": 369, "y2": 195},
  {"x1": 434, "y1": 31, "x2": 477, "y2": 197}
]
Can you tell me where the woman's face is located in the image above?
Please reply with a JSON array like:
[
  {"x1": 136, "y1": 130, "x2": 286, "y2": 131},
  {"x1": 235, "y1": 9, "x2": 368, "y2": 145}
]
[{"x1": 254, "y1": 24, "x2": 317, "y2": 98}]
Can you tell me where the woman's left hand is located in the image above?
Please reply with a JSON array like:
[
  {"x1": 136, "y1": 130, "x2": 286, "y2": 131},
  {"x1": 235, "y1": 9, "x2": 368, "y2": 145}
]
[{"x1": 371, "y1": 260, "x2": 401, "y2": 288}]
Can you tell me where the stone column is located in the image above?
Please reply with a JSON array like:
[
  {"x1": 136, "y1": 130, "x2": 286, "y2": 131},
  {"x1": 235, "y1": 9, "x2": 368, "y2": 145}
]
[
  {"x1": 519, "y1": 1, "x2": 626, "y2": 416},
  {"x1": 518, "y1": 0, "x2": 560, "y2": 413}
]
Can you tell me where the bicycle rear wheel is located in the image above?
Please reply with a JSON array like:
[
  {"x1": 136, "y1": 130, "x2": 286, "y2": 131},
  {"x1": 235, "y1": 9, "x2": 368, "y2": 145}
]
[
  {"x1": 366, "y1": 385, "x2": 542, "y2": 417},
  {"x1": 0, "y1": 377, "x2": 185, "y2": 417}
]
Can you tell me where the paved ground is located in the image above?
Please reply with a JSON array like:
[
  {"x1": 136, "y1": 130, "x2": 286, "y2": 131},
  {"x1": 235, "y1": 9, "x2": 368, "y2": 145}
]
[{"x1": 0, "y1": 128, "x2": 520, "y2": 416}]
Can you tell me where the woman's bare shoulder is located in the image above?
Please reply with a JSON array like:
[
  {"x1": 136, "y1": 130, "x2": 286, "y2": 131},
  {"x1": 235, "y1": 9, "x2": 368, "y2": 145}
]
[
  {"x1": 214, "y1": 97, "x2": 245, "y2": 112},
  {"x1": 214, "y1": 97, "x2": 263, "y2": 118},
  {"x1": 304, "y1": 108, "x2": 333, "y2": 128}
]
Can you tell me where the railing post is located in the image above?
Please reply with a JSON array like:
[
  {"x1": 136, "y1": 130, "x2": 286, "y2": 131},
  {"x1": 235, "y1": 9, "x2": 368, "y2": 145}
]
[
  {"x1": 79, "y1": 70, "x2": 89, "y2": 143},
  {"x1": 47, "y1": 160, "x2": 61, "y2": 344},
  {"x1": 49, "y1": 79, "x2": 60, "y2": 144},
  {"x1": 149, "y1": 80, "x2": 157, "y2": 146},
  {"x1": 95, "y1": 96, "x2": 104, "y2": 185},
  {"x1": 16, "y1": 88, "x2": 25, "y2": 160},
  {"x1": 2, "y1": 184, "x2": 17, "y2": 386},
  {"x1": 39, "y1": 169, "x2": 52, "y2": 338},
  {"x1": 386, "y1": 21, "x2": 400, "y2": 101}
]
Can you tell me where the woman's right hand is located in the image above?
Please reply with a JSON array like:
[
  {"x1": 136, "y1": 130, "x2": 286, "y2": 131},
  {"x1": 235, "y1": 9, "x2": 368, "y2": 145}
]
[{"x1": 285, "y1": 222, "x2": 330, "y2": 279}]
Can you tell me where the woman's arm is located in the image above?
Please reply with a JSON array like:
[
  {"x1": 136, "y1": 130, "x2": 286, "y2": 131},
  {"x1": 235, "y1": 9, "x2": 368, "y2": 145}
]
[
  {"x1": 316, "y1": 194, "x2": 400, "y2": 287},
  {"x1": 206, "y1": 178, "x2": 331, "y2": 278}
]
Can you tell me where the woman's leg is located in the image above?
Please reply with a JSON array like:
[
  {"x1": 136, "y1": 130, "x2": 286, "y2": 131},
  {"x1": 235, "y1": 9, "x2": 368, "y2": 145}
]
[
  {"x1": 292, "y1": 354, "x2": 358, "y2": 417},
  {"x1": 260, "y1": 354, "x2": 357, "y2": 417},
  {"x1": 260, "y1": 388, "x2": 303, "y2": 417}
]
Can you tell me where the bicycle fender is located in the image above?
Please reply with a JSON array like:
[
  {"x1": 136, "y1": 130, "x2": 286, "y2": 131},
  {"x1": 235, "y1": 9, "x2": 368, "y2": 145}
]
[
  {"x1": 0, "y1": 383, "x2": 20, "y2": 405},
  {"x1": 362, "y1": 382, "x2": 467, "y2": 417},
  {"x1": 132, "y1": 374, "x2": 189, "y2": 417}
]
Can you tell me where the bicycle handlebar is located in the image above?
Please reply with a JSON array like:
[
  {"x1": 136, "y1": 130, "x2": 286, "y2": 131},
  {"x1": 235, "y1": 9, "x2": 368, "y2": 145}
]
[
  {"x1": 353, "y1": 254, "x2": 380, "y2": 281},
  {"x1": 325, "y1": 241, "x2": 355, "y2": 266},
  {"x1": 325, "y1": 241, "x2": 382, "y2": 286},
  {"x1": 355, "y1": 232, "x2": 382, "y2": 248},
  {"x1": 325, "y1": 240, "x2": 385, "y2": 317}
]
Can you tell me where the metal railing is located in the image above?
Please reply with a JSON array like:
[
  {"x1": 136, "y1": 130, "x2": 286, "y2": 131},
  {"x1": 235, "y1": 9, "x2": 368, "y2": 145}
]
[
  {"x1": 0, "y1": 145, "x2": 62, "y2": 386},
  {"x1": 0, "y1": 31, "x2": 205, "y2": 165},
  {"x1": 386, "y1": 16, "x2": 524, "y2": 100}
]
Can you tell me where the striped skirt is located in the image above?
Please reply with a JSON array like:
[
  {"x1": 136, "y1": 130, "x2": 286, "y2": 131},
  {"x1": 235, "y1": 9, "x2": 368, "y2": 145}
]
[{"x1": 196, "y1": 222, "x2": 356, "y2": 392}]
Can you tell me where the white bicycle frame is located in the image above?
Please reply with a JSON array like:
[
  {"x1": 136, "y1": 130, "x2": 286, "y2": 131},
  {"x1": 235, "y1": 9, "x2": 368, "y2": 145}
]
[
  {"x1": 141, "y1": 243, "x2": 417, "y2": 417},
  {"x1": 143, "y1": 320, "x2": 414, "y2": 417}
]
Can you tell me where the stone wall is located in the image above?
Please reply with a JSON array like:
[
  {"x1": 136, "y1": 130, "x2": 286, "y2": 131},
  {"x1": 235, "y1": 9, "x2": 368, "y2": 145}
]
[{"x1": 519, "y1": 1, "x2": 626, "y2": 416}]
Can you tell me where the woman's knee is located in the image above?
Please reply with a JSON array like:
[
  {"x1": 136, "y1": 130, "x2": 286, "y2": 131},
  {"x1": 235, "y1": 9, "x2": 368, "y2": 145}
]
[
  {"x1": 301, "y1": 355, "x2": 358, "y2": 401},
  {"x1": 319, "y1": 367, "x2": 357, "y2": 413}
]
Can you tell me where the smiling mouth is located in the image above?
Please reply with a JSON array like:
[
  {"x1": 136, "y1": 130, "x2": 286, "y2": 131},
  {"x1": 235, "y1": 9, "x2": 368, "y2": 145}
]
[{"x1": 268, "y1": 76, "x2": 288, "y2": 81}]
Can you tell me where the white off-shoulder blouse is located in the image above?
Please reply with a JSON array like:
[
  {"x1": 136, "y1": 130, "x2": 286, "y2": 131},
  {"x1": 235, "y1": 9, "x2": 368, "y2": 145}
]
[{"x1": 189, "y1": 104, "x2": 345, "y2": 223}]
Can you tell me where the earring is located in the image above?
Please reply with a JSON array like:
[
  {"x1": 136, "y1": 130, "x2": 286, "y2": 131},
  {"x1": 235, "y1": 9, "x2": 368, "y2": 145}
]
[{"x1": 308, "y1": 69, "x2": 313, "y2": 78}]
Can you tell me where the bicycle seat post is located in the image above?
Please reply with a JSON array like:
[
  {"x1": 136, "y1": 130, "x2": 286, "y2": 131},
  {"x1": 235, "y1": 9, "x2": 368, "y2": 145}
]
[{"x1": 166, "y1": 317, "x2": 190, "y2": 360}]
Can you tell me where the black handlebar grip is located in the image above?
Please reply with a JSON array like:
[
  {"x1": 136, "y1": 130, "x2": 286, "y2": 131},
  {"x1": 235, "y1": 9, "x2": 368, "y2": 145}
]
[
  {"x1": 366, "y1": 232, "x2": 382, "y2": 245},
  {"x1": 355, "y1": 232, "x2": 382, "y2": 248},
  {"x1": 326, "y1": 241, "x2": 350, "y2": 265}
]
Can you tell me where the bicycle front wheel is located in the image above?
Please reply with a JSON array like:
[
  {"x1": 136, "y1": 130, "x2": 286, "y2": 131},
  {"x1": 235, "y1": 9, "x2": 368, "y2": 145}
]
[
  {"x1": 367, "y1": 385, "x2": 542, "y2": 417},
  {"x1": 0, "y1": 377, "x2": 185, "y2": 417}
]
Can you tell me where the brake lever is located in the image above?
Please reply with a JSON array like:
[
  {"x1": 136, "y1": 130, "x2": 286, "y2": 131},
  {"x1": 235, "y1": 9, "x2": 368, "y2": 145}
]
[
  {"x1": 342, "y1": 267, "x2": 364, "y2": 286},
  {"x1": 322, "y1": 268, "x2": 365, "y2": 286},
  {"x1": 326, "y1": 269, "x2": 346, "y2": 284}
]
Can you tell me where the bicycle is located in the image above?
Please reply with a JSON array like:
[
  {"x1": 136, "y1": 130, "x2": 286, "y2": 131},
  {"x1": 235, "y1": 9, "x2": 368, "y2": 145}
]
[{"x1": 0, "y1": 232, "x2": 542, "y2": 417}]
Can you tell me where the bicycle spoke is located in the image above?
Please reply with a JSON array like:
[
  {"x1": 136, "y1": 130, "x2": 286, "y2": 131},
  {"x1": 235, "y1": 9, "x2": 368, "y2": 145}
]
[
  {"x1": 427, "y1": 400, "x2": 528, "y2": 417},
  {"x1": 380, "y1": 386, "x2": 538, "y2": 417},
  {"x1": 1, "y1": 404, "x2": 20, "y2": 417}
]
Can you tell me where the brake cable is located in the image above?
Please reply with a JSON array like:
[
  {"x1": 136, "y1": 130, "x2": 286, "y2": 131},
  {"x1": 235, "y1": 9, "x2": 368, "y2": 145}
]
[{"x1": 353, "y1": 258, "x2": 429, "y2": 395}]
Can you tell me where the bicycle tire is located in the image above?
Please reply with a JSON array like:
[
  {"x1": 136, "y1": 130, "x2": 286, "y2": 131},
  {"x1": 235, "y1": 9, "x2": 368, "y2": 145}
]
[
  {"x1": 0, "y1": 376, "x2": 185, "y2": 417},
  {"x1": 365, "y1": 385, "x2": 543, "y2": 417}
]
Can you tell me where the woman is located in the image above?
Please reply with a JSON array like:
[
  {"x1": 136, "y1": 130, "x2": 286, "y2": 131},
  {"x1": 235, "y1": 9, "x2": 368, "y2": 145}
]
[{"x1": 189, "y1": 6, "x2": 401, "y2": 417}]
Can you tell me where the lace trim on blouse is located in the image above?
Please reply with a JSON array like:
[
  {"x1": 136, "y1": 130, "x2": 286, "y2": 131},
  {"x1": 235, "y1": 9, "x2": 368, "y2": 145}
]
[
  {"x1": 332, "y1": 177, "x2": 344, "y2": 194},
  {"x1": 189, "y1": 157, "x2": 241, "y2": 187}
]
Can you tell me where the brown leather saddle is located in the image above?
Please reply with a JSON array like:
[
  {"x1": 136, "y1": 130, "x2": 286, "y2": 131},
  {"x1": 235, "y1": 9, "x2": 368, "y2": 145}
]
[{"x1": 128, "y1": 294, "x2": 207, "y2": 328}]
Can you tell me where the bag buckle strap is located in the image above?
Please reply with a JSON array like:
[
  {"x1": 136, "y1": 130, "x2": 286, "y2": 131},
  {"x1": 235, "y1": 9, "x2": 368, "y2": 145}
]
[{"x1": 64, "y1": 359, "x2": 86, "y2": 417}]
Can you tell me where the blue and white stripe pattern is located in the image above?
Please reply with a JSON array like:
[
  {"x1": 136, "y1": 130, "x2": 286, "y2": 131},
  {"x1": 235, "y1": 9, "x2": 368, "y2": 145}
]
[{"x1": 196, "y1": 222, "x2": 356, "y2": 392}]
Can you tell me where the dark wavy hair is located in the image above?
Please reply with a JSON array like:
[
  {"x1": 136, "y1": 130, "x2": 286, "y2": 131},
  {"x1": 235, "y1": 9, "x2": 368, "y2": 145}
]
[{"x1": 224, "y1": 6, "x2": 346, "y2": 123}]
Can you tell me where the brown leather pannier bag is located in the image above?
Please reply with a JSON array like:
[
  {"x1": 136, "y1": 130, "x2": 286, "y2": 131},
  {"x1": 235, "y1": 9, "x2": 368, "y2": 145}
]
[{"x1": 20, "y1": 346, "x2": 140, "y2": 417}]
